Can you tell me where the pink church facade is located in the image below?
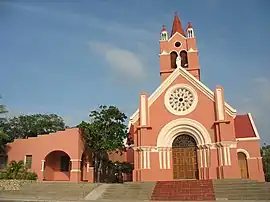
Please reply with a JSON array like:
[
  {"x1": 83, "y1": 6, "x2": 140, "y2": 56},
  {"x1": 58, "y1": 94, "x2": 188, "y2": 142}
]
[
  {"x1": 128, "y1": 14, "x2": 265, "y2": 182},
  {"x1": 1, "y1": 13, "x2": 265, "y2": 183}
]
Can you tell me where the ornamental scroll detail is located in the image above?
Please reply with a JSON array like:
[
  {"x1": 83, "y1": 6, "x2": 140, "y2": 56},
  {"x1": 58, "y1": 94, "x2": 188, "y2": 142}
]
[{"x1": 172, "y1": 135, "x2": 197, "y2": 148}]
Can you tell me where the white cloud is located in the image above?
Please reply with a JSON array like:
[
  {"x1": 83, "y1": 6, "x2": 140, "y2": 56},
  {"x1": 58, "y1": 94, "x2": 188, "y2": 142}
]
[
  {"x1": 5, "y1": 2, "x2": 156, "y2": 42},
  {"x1": 89, "y1": 41, "x2": 147, "y2": 81}
]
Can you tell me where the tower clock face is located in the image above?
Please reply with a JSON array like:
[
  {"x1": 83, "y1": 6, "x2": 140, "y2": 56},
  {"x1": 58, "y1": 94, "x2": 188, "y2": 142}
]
[{"x1": 164, "y1": 84, "x2": 198, "y2": 115}]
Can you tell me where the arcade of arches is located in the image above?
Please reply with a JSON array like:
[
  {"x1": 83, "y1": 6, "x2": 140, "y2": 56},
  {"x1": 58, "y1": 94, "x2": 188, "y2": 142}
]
[{"x1": 42, "y1": 150, "x2": 94, "y2": 182}]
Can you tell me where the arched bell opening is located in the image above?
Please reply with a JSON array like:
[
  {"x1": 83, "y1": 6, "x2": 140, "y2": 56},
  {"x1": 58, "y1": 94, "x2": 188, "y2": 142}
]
[
  {"x1": 180, "y1": 50, "x2": 188, "y2": 67},
  {"x1": 170, "y1": 51, "x2": 178, "y2": 69}
]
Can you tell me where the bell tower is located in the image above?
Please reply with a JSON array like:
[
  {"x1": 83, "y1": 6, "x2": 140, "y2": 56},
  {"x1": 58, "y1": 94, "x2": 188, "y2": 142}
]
[{"x1": 159, "y1": 13, "x2": 200, "y2": 82}]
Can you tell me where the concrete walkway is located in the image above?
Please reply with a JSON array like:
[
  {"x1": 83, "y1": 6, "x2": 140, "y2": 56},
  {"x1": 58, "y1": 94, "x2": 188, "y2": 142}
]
[{"x1": 84, "y1": 184, "x2": 110, "y2": 200}]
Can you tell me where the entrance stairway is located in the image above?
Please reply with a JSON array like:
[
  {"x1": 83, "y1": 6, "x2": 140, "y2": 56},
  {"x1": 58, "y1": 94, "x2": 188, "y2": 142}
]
[
  {"x1": 213, "y1": 179, "x2": 270, "y2": 200},
  {"x1": 0, "y1": 182, "x2": 99, "y2": 201},
  {"x1": 151, "y1": 180, "x2": 215, "y2": 201},
  {"x1": 98, "y1": 182, "x2": 155, "y2": 201}
]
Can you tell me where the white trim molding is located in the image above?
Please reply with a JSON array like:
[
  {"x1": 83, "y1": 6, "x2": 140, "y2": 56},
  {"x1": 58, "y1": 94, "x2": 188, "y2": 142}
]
[
  {"x1": 128, "y1": 67, "x2": 237, "y2": 130},
  {"x1": 237, "y1": 148, "x2": 251, "y2": 159},
  {"x1": 159, "y1": 50, "x2": 169, "y2": 56},
  {"x1": 248, "y1": 113, "x2": 260, "y2": 138},
  {"x1": 187, "y1": 48, "x2": 198, "y2": 53},
  {"x1": 156, "y1": 118, "x2": 212, "y2": 147},
  {"x1": 168, "y1": 32, "x2": 186, "y2": 42},
  {"x1": 71, "y1": 169, "x2": 81, "y2": 172},
  {"x1": 236, "y1": 137, "x2": 260, "y2": 141},
  {"x1": 70, "y1": 159, "x2": 81, "y2": 162}
]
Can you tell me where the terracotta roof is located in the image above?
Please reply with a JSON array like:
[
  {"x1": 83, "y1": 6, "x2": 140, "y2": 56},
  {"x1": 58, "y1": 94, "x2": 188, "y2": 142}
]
[
  {"x1": 171, "y1": 13, "x2": 185, "y2": 37},
  {"x1": 234, "y1": 114, "x2": 256, "y2": 138}
]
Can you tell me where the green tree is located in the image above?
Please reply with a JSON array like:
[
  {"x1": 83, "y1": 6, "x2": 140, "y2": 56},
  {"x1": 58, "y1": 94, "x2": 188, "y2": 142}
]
[
  {"x1": 261, "y1": 144, "x2": 270, "y2": 182},
  {"x1": 0, "y1": 99, "x2": 8, "y2": 153},
  {"x1": 2, "y1": 114, "x2": 67, "y2": 140},
  {"x1": 79, "y1": 105, "x2": 129, "y2": 182}
]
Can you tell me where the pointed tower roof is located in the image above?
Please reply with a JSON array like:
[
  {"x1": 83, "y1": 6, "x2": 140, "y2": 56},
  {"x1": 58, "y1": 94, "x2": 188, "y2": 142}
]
[
  {"x1": 161, "y1": 25, "x2": 167, "y2": 32},
  {"x1": 171, "y1": 12, "x2": 185, "y2": 37},
  {"x1": 187, "y1": 22, "x2": 193, "y2": 29}
]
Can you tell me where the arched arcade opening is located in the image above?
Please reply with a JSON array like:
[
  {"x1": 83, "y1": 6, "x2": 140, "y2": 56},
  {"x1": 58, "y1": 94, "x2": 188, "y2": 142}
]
[{"x1": 43, "y1": 150, "x2": 71, "y2": 181}]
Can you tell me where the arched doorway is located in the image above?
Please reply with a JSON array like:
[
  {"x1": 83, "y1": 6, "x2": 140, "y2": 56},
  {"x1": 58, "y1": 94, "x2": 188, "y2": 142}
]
[
  {"x1": 44, "y1": 151, "x2": 71, "y2": 181},
  {"x1": 172, "y1": 134, "x2": 198, "y2": 179},
  {"x1": 237, "y1": 152, "x2": 249, "y2": 179}
]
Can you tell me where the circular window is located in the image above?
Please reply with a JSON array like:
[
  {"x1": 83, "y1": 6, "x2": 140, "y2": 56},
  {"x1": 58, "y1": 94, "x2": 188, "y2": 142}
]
[
  {"x1": 164, "y1": 84, "x2": 198, "y2": 116},
  {"x1": 175, "y1": 41, "x2": 181, "y2": 47}
]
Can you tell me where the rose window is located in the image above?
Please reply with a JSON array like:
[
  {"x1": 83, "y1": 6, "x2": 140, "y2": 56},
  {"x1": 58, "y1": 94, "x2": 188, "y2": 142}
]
[
  {"x1": 169, "y1": 88, "x2": 194, "y2": 112},
  {"x1": 165, "y1": 84, "x2": 198, "y2": 115}
]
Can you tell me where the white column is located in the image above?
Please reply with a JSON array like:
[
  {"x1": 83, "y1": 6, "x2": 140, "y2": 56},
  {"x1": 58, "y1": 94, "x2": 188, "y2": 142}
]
[
  {"x1": 86, "y1": 162, "x2": 90, "y2": 172},
  {"x1": 226, "y1": 147, "x2": 231, "y2": 165},
  {"x1": 140, "y1": 149, "x2": 143, "y2": 169},
  {"x1": 199, "y1": 148, "x2": 203, "y2": 168},
  {"x1": 163, "y1": 149, "x2": 167, "y2": 169},
  {"x1": 203, "y1": 148, "x2": 207, "y2": 168},
  {"x1": 159, "y1": 149, "x2": 163, "y2": 169},
  {"x1": 219, "y1": 147, "x2": 224, "y2": 166},
  {"x1": 223, "y1": 146, "x2": 228, "y2": 166},
  {"x1": 147, "y1": 149, "x2": 150, "y2": 169},
  {"x1": 167, "y1": 149, "x2": 171, "y2": 169},
  {"x1": 143, "y1": 150, "x2": 147, "y2": 169},
  {"x1": 207, "y1": 147, "x2": 211, "y2": 167},
  {"x1": 41, "y1": 160, "x2": 45, "y2": 172}
]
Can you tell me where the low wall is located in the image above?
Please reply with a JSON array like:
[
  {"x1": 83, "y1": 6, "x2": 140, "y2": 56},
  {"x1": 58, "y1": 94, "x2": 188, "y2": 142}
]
[{"x1": 0, "y1": 180, "x2": 36, "y2": 190}]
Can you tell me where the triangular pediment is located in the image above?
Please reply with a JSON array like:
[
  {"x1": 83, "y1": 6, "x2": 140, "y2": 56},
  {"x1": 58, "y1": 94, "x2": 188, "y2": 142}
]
[
  {"x1": 129, "y1": 67, "x2": 237, "y2": 127},
  {"x1": 168, "y1": 32, "x2": 186, "y2": 42}
]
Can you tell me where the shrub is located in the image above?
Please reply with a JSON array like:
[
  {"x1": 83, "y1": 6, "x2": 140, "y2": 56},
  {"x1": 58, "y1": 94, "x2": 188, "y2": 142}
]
[
  {"x1": 0, "y1": 160, "x2": 37, "y2": 180},
  {"x1": 26, "y1": 172, "x2": 37, "y2": 180},
  {"x1": 0, "y1": 172, "x2": 7, "y2": 179}
]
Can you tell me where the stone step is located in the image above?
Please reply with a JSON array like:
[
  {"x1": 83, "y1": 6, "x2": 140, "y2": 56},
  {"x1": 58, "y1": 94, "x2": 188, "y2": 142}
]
[
  {"x1": 0, "y1": 182, "x2": 99, "y2": 201},
  {"x1": 98, "y1": 182, "x2": 155, "y2": 200},
  {"x1": 151, "y1": 180, "x2": 215, "y2": 201}
]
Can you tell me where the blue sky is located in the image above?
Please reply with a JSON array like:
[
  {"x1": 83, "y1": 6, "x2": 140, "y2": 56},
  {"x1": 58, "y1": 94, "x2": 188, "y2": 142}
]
[{"x1": 0, "y1": 0, "x2": 269, "y2": 143}]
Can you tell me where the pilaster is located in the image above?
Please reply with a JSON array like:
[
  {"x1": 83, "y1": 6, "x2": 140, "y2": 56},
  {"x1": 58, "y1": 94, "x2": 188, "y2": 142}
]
[{"x1": 70, "y1": 159, "x2": 81, "y2": 182}]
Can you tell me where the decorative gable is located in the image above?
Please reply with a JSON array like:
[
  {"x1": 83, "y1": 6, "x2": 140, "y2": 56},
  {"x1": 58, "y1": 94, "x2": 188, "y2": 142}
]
[{"x1": 129, "y1": 67, "x2": 237, "y2": 127}]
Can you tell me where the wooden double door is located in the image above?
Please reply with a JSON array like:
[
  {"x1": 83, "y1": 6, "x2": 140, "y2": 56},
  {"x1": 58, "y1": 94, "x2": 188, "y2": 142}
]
[{"x1": 172, "y1": 134, "x2": 198, "y2": 179}]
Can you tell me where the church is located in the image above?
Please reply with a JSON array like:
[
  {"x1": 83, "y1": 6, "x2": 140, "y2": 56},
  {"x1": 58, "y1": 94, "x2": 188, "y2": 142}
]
[
  {"x1": 128, "y1": 13, "x2": 265, "y2": 182},
  {"x1": 2, "y1": 13, "x2": 265, "y2": 183}
]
